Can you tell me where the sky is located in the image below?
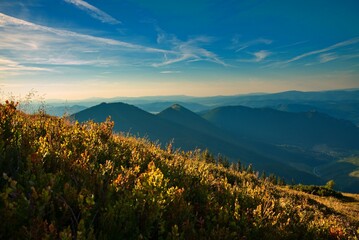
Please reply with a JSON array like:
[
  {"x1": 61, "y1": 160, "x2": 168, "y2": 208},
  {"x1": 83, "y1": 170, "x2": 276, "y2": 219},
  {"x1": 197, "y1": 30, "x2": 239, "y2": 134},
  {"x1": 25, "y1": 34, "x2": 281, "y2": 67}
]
[{"x1": 1, "y1": 0, "x2": 359, "y2": 100}]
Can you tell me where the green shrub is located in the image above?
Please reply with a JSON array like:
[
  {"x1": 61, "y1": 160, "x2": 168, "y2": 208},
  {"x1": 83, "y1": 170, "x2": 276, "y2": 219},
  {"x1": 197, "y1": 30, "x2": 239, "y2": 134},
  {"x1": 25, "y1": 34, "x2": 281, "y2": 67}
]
[{"x1": 290, "y1": 184, "x2": 343, "y2": 198}]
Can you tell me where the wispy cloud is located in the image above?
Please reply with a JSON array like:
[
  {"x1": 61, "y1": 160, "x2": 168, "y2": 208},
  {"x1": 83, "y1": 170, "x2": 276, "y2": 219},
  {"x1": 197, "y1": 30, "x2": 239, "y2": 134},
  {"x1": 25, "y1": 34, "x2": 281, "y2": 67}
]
[
  {"x1": 0, "y1": 12, "x2": 230, "y2": 74},
  {"x1": 254, "y1": 50, "x2": 271, "y2": 62},
  {"x1": 160, "y1": 71, "x2": 181, "y2": 74},
  {"x1": 265, "y1": 37, "x2": 359, "y2": 68},
  {"x1": 64, "y1": 0, "x2": 120, "y2": 25},
  {"x1": 284, "y1": 37, "x2": 359, "y2": 64},
  {"x1": 305, "y1": 52, "x2": 359, "y2": 66},
  {"x1": 273, "y1": 40, "x2": 308, "y2": 50},
  {"x1": 237, "y1": 50, "x2": 272, "y2": 63},
  {"x1": 153, "y1": 30, "x2": 227, "y2": 67},
  {"x1": 0, "y1": 12, "x2": 174, "y2": 73},
  {"x1": 319, "y1": 53, "x2": 338, "y2": 63},
  {"x1": 232, "y1": 35, "x2": 272, "y2": 52},
  {"x1": 0, "y1": 56, "x2": 52, "y2": 74},
  {"x1": 21, "y1": 56, "x2": 117, "y2": 66},
  {"x1": 0, "y1": 13, "x2": 169, "y2": 53}
]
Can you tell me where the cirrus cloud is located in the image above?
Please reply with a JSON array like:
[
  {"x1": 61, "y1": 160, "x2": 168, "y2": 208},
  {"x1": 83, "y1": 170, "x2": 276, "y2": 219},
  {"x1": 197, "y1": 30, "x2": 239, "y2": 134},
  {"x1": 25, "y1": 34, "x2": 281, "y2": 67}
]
[
  {"x1": 153, "y1": 29, "x2": 227, "y2": 67},
  {"x1": 64, "y1": 0, "x2": 121, "y2": 25}
]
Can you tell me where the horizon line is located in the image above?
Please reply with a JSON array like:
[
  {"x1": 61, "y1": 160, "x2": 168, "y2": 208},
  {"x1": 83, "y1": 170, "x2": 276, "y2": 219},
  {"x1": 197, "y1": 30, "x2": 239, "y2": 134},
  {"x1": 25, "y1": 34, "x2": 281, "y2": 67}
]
[{"x1": 40, "y1": 87, "x2": 359, "y2": 102}]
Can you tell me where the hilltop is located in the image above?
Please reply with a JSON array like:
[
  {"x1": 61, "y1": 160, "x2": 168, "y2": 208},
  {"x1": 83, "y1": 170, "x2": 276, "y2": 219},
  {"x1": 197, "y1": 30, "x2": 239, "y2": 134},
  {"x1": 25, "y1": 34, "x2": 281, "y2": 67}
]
[{"x1": 1, "y1": 101, "x2": 358, "y2": 239}]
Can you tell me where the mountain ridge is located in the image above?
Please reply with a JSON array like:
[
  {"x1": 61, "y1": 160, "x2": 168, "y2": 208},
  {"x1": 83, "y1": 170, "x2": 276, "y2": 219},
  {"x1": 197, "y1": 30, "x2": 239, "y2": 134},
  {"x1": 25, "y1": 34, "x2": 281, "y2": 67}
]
[
  {"x1": 73, "y1": 102, "x2": 333, "y2": 187},
  {"x1": 202, "y1": 105, "x2": 359, "y2": 150}
]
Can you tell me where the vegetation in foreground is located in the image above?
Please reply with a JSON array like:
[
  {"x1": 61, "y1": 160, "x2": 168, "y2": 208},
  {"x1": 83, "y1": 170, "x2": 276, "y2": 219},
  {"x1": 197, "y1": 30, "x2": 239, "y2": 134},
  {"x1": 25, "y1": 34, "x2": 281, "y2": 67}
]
[
  {"x1": 290, "y1": 180, "x2": 344, "y2": 198},
  {"x1": 0, "y1": 101, "x2": 358, "y2": 239}
]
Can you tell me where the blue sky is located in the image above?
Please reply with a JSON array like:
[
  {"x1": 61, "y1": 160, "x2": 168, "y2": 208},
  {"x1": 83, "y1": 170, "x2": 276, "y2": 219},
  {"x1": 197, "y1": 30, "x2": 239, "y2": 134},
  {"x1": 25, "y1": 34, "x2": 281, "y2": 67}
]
[{"x1": 1, "y1": 0, "x2": 359, "y2": 99}]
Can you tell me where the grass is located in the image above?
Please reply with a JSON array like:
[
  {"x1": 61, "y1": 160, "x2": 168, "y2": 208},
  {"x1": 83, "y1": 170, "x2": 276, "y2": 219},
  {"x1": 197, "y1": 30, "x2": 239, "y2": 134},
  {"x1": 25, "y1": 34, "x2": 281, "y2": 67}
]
[{"x1": 283, "y1": 187, "x2": 359, "y2": 224}]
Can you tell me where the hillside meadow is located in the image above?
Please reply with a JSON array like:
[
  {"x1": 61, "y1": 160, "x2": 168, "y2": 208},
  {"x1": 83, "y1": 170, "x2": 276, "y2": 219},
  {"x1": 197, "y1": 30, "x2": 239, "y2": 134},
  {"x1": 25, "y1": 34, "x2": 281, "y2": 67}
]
[{"x1": 0, "y1": 101, "x2": 358, "y2": 239}]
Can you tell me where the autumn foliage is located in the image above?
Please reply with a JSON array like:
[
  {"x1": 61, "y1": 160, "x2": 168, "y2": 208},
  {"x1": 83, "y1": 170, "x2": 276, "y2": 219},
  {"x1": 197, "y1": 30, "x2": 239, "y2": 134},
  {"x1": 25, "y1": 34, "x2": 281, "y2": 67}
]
[{"x1": 0, "y1": 101, "x2": 358, "y2": 239}]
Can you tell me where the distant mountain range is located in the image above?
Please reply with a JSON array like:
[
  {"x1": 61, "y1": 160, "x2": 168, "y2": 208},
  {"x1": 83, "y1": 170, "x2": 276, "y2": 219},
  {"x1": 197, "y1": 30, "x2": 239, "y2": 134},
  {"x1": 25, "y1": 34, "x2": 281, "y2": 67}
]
[
  {"x1": 54, "y1": 89, "x2": 359, "y2": 125},
  {"x1": 73, "y1": 98, "x2": 359, "y2": 193},
  {"x1": 201, "y1": 105, "x2": 359, "y2": 150},
  {"x1": 46, "y1": 105, "x2": 87, "y2": 116},
  {"x1": 137, "y1": 101, "x2": 209, "y2": 113}
]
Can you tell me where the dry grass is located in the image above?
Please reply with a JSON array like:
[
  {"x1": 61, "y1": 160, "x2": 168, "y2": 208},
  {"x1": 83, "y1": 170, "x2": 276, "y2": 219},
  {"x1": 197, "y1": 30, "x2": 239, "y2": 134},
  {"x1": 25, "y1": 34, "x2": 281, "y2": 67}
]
[
  {"x1": 281, "y1": 186, "x2": 359, "y2": 223},
  {"x1": 310, "y1": 193, "x2": 359, "y2": 223}
]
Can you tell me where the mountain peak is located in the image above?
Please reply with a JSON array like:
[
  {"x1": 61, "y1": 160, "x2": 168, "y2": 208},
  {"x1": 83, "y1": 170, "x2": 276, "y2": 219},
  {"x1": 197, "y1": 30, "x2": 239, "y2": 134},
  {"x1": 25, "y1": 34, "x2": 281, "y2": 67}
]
[
  {"x1": 170, "y1": 103, "x2": 184, "y2": 111},
  {"x1": 160, "y1": 104, "x2": 195, "y2": 116}
]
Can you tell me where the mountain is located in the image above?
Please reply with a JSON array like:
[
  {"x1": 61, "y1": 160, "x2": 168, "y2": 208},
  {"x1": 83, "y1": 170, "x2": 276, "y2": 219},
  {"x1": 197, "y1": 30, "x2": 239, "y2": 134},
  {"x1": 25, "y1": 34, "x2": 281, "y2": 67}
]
[
  {"x1": 46, "y1": 104, "x2": 87, "y2": 116},
  {"x1": 137, "y1": 101, "x2": 209, "y2": 113},
  {"x1": 132, "y1": 89, "x2": 359, "y2": 126},
  {"x1": 48, "y1": 89, "x2": 359, "y2": 125},
  {"x1": 73, "y1": 102, "x2": 322, "y2": 185},
  {"x1": 73, "y1": 102, "x2": 199, "y2": 149},
  {"x1": 73, "y1": 102, "x2": 254, "y2": 159},
  {"x1": 72, "y1": 102, "x2": 359, "y2": 192},
  {"x1": 157, "y1": 104, "x2": 223, "y2": 136},
  {"x1": 274, "y1": 102, "x2": 359, "y2": 126},
  {"x1": 190, "y1": 89, "x2": 359, "y2": 106},
  {"x1": 259, "y1": 89, "x2": 359, "y2": 102},
  {"x1": 202, "y1": 105, "x2": 359, "y2": 151},
  {"x1": 191, "y1": 89, "x2": 359, "y2": 125},
  {"x1": 201, "y1": 105, "x2": 359, "y2": 192},
  {"x1": 157, "y1": 104, "x2": 257, "y2": 155},
  {"x1": 72, "y1": 102, "x2": 247, "y2": 156}
]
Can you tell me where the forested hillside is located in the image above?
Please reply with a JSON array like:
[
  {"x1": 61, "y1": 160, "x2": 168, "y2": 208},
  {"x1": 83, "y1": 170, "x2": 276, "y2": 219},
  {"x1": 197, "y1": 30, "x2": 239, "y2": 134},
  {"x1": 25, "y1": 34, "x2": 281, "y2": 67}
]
[{"x1": 1, "y1": 101, "x2": 358, "y2": 239}]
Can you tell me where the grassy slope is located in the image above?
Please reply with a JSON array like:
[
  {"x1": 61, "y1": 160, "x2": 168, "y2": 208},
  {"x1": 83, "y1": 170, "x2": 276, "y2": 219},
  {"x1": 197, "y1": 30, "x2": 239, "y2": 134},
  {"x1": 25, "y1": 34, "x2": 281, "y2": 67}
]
[
  {"x1": 282, "y1": 187, "x2": 359, "y2": 223},
  {"x1": 1, "y1": 101, "x2": 358, "y2": 239}
]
